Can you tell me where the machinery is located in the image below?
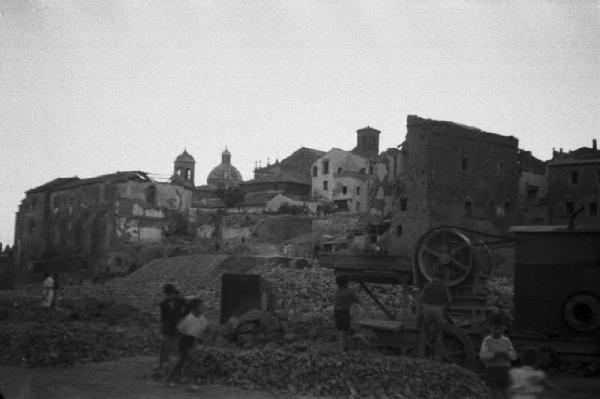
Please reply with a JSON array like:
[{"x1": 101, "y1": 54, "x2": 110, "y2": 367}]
[{"x1": 319, "y1": 225, "x2": 600, "y2": 370}]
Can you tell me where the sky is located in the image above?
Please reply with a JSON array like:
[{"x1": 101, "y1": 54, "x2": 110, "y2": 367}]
[{"x1": 0, "y1": 0, "x2": 598, "y2": 245}]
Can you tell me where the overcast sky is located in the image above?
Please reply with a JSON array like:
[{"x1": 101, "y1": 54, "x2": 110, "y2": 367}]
[{"x1": 0, "y1": 0, "x2": 598, "y2": 245}]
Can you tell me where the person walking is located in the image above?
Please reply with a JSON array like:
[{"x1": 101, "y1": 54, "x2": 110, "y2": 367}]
[
  {"x1": 158, "y1": 284, "x2": 187, "y2": 371},
  {"x1": 166, "y1": 298, "x2": 208, "y2": 387}
]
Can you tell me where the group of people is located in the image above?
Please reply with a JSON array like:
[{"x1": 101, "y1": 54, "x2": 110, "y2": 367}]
[
  {"x1": 157, "y1": 284, "x2": 209, "y2": 388},
  {"x1": 333, "y1": 276, "x2": 561, "y2": 399}
]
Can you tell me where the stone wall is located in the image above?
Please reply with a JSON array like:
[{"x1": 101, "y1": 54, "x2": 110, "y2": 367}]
[
  {"x1": 547, "y1": 161, "x2": 600, "y2": 226},
  {"x1": 388, "y1": 115, "x2": 519, "y2": 256}
]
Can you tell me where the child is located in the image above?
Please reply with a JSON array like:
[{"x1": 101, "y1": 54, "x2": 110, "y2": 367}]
[
  {"x1": 158, "y1": 284, "x2": 187, "y2": 371},
  {"x1": 166, "y1": 298, "x2": 208, "y2": 387},
  {"x1": 41, "y1": 273, "x2": 54, "y2": 308},
  {"x1": 333, "y1": 275, "x2": 360, "y2": 352},
  {"x1": 479, "y1": 315, "x2": 517, "y2": 399}
]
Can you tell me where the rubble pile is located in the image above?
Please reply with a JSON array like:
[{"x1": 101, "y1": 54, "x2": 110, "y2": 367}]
[
  {"x1": 0, "y1": 295, "x2": 158, "y2": 367},
  {"x1": 63, "y1": 254, "x2": 231, "y2": 316},
  {"x1": 203, "y1": 309, "x2": 337, "y2": 350},
  {"x1": 486, "y1": 276, "x2": 514, "y2": 313},
  {"x1": 61, "y1": 255, "x2": 344, "y2": 321},
  {"x1": 0, "y1": 296, "x2": 153, "y2": 327},
  {"x1": 0, "y1": 322, "x2": 158, "y2": 367},
  {"x1": 185, "y1": 345, "x2": 488, "y2": 399}
]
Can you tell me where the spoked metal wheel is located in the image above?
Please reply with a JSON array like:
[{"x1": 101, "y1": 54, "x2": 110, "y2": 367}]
[
  {"x1": 417, "y1": 323, "x2": 476, "y2": 369},
  {"x1": 415, "y1": 227, "x2": 474, "y2": 286}
]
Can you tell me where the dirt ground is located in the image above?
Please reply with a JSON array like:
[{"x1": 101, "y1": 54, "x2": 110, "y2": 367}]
[
  {"x1": 0, "y1": 356, "x2": 303, "y2": 399},
  {"x1": 1, "y1": 356, "x2": 599, "y2": 399}
]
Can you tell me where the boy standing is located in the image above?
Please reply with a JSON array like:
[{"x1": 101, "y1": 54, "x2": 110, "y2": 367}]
[
  {"x1": 158, "y1": 284, "x2": 186, "y2": 371},
  {"x1": 480, "y1": 315, "x2": 517, "y2": 399},
  {"x1": 166, "y1": 298, "x2": 208, "y2": 387},
  {"x1": 333, "y1": 275, "x2": 360, "y2": 352}
]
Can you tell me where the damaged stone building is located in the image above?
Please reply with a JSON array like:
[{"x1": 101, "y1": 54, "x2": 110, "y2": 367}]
[
  {"x1": 546, "y1": 140, "x2": 600, "y2": 226},
  {"x1": 517, "y1": 149, "x2": 547, "y2": 224},
  {"x1": 311, "y1": 127, "x2": 394, "y2": 215},
  {"x1": 382, "y1": 115, "x2": 519, "y2": 255},
  {"x1": 14, "y1": 171, "x2": 192, "y2": 277}
]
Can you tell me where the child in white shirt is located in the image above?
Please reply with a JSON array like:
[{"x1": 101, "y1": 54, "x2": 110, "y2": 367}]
[{"x1": 480, "y1": 317, "x2": 517, "y2": 399}]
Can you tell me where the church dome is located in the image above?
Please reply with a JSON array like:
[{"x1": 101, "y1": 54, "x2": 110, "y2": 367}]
[
  {"x1": 207, "y1": 147, "x2": 243, "y2": 188},
  {"x1": 175, "y1": 149, "x2": 195, "y2": 163}
]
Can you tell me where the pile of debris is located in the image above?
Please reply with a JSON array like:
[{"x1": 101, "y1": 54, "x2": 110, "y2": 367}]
[
  {"x1": 204, "y1": 309, "x2": 336, "y2": 350},
  {"x1": 0, "y1": 295, "x2": 154, "y2": 327},
  {"x1": 0, "y1": 322, "x2": 158, "y2": 367},
  {"x1": 185, "y1": 345, "x2": 488, "y2": 398},
  {"x1": 0, "y1": 294, "x2": 158, "y2": 367}
]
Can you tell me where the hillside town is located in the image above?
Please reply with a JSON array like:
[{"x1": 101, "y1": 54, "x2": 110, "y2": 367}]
[
  {"x1": 2, "y1": 1, "x2": 600, "y2": 398},
  {"x1": 2, "y1": 114, "x2": 599, "y2": 398},
  {"x1": 8, "y1": 114, "x2": 600, "y2": 280}
]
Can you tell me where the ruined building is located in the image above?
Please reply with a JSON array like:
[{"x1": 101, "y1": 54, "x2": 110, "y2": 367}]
[
  {"x1": 14, "y1": 172, "x2": 192, "y2": 277},
  {"x1": 546, "y1": 140, "x2": 600, "y2": 226},
  {"x1": 385, "y1": 115, "x2": 519, "y2": 255},
  {"x1": 311, "y1": 127, "x2": 389, "y2": 214},
  {"x1": 517, "y1": 150, "x2": 547, "y2": 224},
  {"x1": 242, "y1": 147, "x2": 324, "y2": 197}
]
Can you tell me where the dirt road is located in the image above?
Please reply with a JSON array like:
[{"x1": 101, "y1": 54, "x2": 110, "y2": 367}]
[
  {"x1": 1, "y1": 356, "x2": 598, "y2": 399},
  {"x1": 0, "y1": 356, "x2": 298, "y2": 399}
]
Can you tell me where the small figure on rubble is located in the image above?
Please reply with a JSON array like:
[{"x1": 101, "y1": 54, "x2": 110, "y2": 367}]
[
  {"x1": 40, "y1": 272, "x2": 55, "y2": 308},
  {"x1": 480, "y1": 314, "x2": 517, "y2": 399},
  {"x1": 158, "y1": 284, "x2": 187, "y2": 372},
  {"x1": 333, "y1": 275, "x2": 360, "y2": 352},
  {"x1": 166, "y1": 298, "x2": 208, "y2": 387},
  {"x1": 51, "y1": 273, "x2": 61, "y2": 310},
  {"x1": 417, "y1": 278, "x2": 452, "y2": 360}
]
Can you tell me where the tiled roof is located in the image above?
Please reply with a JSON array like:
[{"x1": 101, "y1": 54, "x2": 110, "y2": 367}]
[
  {"x1": 28, "y1": 172, "x2": 149, "y2": 193},
  {"x1": 55, "y1": 171, "x2": 150, "y2": 190},
  {"x1": 27, "y1": 177, "x2": 80, "y2": 194},
  {"x1": 242, "y1": 169, "x2": 310, "y2": 186}
]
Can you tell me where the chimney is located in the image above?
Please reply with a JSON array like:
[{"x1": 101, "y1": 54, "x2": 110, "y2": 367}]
[{"x1": 593, "y1": 139, "x2": 597, "y2": 150}]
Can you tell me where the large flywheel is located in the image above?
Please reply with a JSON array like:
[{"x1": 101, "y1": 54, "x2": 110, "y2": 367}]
[{"x1": 415, "y1": 227, "x2": 474, "y2": 286}]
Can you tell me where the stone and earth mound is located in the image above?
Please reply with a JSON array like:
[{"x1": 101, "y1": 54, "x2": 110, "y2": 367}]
[{"x1": 2, "y1": 254, "x2": 492, "y2": 398}]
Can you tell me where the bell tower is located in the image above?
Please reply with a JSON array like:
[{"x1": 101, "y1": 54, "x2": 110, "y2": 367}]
[{"x1": 173, "y1": 149, "x2": 196, "y2": 187}]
